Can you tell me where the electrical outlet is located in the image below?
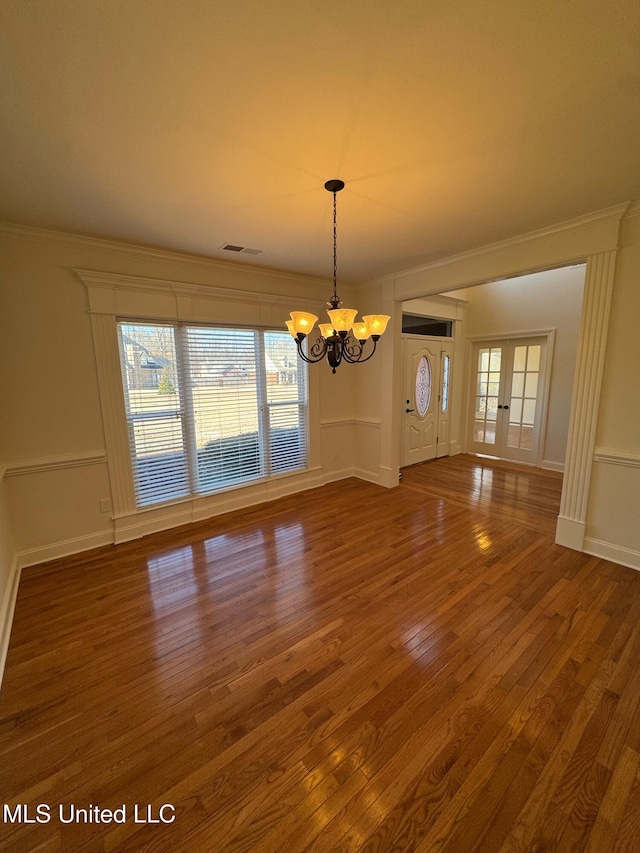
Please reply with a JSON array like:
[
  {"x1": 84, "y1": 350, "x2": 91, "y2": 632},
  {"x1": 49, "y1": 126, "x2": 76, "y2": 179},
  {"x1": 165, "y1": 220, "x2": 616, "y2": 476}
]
[{"x1": 99, "y1": 498, "x2": 112, "y2": 513}]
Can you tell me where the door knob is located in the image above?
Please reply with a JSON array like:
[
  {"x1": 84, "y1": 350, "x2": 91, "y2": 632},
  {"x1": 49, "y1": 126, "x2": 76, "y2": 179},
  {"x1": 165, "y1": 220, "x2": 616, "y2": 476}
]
[{"x1": 406, "y1": 408, "x2": 415, "y2": 413}]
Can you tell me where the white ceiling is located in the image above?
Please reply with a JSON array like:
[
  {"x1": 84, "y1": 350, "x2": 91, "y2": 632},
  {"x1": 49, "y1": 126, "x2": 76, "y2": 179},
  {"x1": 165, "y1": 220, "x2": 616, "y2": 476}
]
[{"x1": 2, "y1": 1, "x2": 640, "y2": 283}]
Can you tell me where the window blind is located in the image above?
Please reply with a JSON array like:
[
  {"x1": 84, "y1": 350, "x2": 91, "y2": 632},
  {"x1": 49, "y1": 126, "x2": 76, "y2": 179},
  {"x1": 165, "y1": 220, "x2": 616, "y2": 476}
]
[{"x1": 117, "y1": 322, "x2": 308, "y2": 508}]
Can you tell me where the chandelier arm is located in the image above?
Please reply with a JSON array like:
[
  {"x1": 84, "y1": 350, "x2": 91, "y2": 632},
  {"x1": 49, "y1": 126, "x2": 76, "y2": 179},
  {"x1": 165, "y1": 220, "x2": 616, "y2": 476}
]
[
  {"x1": 308, "y1": 335, "x2": 330, "y2": 359},
  {"x1": 344, "y1": 337, "x2": 380, "y2": 364},
  {"x1": 341, "y1": 337, "x2": 365, "y2": 363},
  {"x1": 295, "y1": 337, "x2": 328, "y2": 364}
]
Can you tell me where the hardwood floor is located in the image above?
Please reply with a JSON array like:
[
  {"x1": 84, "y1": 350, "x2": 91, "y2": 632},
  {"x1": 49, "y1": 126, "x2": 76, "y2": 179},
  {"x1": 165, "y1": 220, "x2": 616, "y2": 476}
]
[
  {"x1": 2, "y1": 455, "x2": 640, "y2": 852},
  {"x1": 400, "y1": 454, "x2": 564, "y2": 535}
]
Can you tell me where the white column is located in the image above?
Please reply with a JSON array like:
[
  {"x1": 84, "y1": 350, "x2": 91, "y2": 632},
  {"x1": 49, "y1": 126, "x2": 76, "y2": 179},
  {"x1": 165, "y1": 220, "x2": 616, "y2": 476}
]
[
  {"x1": 556, "y1": 250, "x2": 617, "y2": 550},
  {"x1": 90, "y1": 313, "x2": 137, "y2": 518}
]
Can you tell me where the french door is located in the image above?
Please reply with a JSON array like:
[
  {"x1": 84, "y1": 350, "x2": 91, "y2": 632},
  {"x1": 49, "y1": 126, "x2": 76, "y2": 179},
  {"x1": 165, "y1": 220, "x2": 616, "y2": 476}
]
[{"x1": 468, "y1": 336, "x2": 549, "y2": 464}]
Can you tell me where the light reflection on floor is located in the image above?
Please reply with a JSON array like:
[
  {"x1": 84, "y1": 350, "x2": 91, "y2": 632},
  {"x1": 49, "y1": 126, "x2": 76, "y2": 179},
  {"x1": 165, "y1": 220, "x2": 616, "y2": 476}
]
[
  {"x1": 471, "y1": 465, "x2": 493, "y2": 503},
  {"x1": 145, "y1": 522, "x2": 311, "y2": 645},
  {"x1": 143, "y1": 530, "x2": 291, "y2": 690},
  {"x1": 473, "y1": 526, "x2": 493, "y2": 552},
  {"x1": 270, "y1": 522, "x2": 310, "y2": 616},
  {"x1": 204, "y1": 529, "x2": 266, "y2": 568},
  {"x1": 146, "y1": 545, "x2": 196, "y2": 610}
]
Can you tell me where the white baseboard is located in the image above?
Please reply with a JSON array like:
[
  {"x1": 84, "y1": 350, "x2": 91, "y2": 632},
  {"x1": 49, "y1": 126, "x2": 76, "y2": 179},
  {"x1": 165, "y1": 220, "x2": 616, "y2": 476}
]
[
  {"x1": 353, "y1": 466, "x2": 400, "y2": 487},
  {"x1": 323, "y1": 466, "x2": 356, "y2": 484},
  {"x1": 377, "y1": 466, "x2": 400, "y2": 488},
  {"x1": 115, "y1": 468, "x2": 327, "y2": 543},
  {"x1": 326, "y1": 466, "x2": 400, "y2": 488},
  {"x1": 555, "y1": 515, "x2": 585, "y2": 551},
  {"x1": 17, "y1": 530, "x2": 114, "y2": 569},
  {"x1": 0, "y1": 556, "x2": 21, "y2": 690},
  {"x1": 583, "y1": 537, "x2": 640, "y2": 572},
  {"x1": 115, "y1": 506, "x2": 193, "y2": 544},
  {"x1": 541, "y1": 459, "x2": 565, "y2": 473},
  {"x1": 267, "y1": 469, "x2": 325, "y2": 499},
  {"x1": 353, "y1": 466, "x2": 381, "y2": 485},
  {"x1": 12, "y1": 464, "x2": 388, "y2": 570}
]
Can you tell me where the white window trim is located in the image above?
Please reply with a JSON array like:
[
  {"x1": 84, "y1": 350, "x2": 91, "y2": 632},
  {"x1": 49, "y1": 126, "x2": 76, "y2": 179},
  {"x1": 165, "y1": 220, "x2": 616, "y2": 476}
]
[{"x1": 77, "y1": 269, "x2": 324, "y2": 543}]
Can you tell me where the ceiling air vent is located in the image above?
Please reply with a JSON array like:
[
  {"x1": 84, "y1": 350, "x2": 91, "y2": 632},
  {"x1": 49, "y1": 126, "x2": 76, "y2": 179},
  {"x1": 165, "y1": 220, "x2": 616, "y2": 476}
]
[{"x1": 220, "y1": 243, "x2": 262, "y2": 255}]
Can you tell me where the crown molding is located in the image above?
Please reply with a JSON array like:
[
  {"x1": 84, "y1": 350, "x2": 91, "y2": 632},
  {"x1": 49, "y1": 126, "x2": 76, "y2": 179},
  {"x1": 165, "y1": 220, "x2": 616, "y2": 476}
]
[
  {"x1": 356, "y1": 272, "x2": 396, "y2": 289},
  {"x1": 393, "y1": 202, "x2": 631, "y2": 281},
  {"x1": 3, "y1": 201, "x2": 636, "y2": 292},
  {"x1": 625, "y1": 199, "x2": 640, "y2": 219},
  {"x1": 0, "y1": 221, "x2": 328, "y2": 288},
  {"x1": 404, "y1": 293, "x2": 469, "y2": 306},
  {"x1": 74, "y1": 268, "x2": 326, "y2": 311}
]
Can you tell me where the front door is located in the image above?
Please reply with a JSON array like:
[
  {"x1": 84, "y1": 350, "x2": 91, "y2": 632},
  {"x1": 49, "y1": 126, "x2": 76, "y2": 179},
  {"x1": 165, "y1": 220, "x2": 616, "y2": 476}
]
[
  {"x1": 468, "y1": 336, "x2": 549, "y2": 464},
  {"x1": 403, "y1": 338, "x2": 451, "y2": 466}
]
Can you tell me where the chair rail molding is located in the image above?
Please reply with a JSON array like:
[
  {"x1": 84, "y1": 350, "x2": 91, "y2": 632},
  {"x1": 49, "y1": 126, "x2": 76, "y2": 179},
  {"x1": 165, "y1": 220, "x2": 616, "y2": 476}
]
[
  {"x1": 593, "y1": 448, "x2": 640, "y2": 468},
  {"x1": 4, "y1": 451, "x2": 107, "y2": 477}
]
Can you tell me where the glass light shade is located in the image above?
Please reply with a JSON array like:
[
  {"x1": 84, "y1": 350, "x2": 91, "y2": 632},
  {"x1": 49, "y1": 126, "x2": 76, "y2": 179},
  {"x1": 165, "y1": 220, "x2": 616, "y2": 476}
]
[
  {"x1": 285, "y1": 319, "x2": 297, "y2": 339},
  {"x1": 363, "y1": 314, "x2": 391, "y2": 336},
  {"x1": 352, "y1": 322, "x2": 371, "y2": 341},
  {"x1": 327, "y1": 308, "x2": 358, "y2": 332},
  {"x1": 318, "y1": 323, "x2": 335, "y2": 339},
  {"x1": 289, "y1": 311, "x2": 318, "y2": 336}
]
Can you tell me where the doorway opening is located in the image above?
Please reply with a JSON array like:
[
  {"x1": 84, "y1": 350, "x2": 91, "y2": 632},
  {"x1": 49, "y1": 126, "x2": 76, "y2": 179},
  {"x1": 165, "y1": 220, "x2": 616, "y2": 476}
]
[{"x1": 400, "y1": 264, "x2": 586, "y2": 473}]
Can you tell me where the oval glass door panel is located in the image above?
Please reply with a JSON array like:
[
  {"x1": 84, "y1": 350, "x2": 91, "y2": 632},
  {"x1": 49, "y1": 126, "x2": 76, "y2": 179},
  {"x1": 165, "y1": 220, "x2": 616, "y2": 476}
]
[{"x1": 415, "y1": 355, "x2": 431, "y2": 416}]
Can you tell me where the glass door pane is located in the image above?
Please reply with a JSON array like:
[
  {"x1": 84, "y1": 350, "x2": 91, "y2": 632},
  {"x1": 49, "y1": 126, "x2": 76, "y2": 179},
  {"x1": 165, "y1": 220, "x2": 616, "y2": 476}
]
[
  {"x1": 507, "y1": 344, "x2": 541, "y2": 450},
  {"x1": 473, "y1": 346, "x2": 502, "y2": 444}
]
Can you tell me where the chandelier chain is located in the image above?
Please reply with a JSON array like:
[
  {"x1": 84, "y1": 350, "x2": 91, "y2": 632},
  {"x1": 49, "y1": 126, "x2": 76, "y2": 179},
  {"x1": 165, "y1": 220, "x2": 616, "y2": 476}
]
[{"x1": 332, "y1": 189, "x2": 338, "y2": 302}]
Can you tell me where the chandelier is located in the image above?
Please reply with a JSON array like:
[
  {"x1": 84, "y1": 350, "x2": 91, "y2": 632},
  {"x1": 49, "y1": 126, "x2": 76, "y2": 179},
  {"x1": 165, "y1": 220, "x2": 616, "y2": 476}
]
[{"x1": 286, "y1": 179, "x2": 390, "y2": 373}]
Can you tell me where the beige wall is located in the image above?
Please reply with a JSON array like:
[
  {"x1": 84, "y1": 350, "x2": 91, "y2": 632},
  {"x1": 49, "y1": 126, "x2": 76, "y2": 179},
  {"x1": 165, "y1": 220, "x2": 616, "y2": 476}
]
[
  {"x1": 451, "y1": 265, "x2": 585, "y2": 468},
  {"x1": 1, "y1": 204, "x2": 639, "y2": 577},
  {"x1": 0, "y1": 229, "x2": 356, "y2": 564}
]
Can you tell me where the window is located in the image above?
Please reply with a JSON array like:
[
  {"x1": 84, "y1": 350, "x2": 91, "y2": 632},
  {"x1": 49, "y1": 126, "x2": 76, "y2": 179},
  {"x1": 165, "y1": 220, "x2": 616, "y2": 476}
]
[
  {"x1": 441, "y1": 354, "x2": 450, "y2": 413},
  {"x1": 117, "y1": 321, "x2": 307, "y2": 508},
  {"x1": 402, "y1": 314, "x2": 453, "y2": 336}
]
